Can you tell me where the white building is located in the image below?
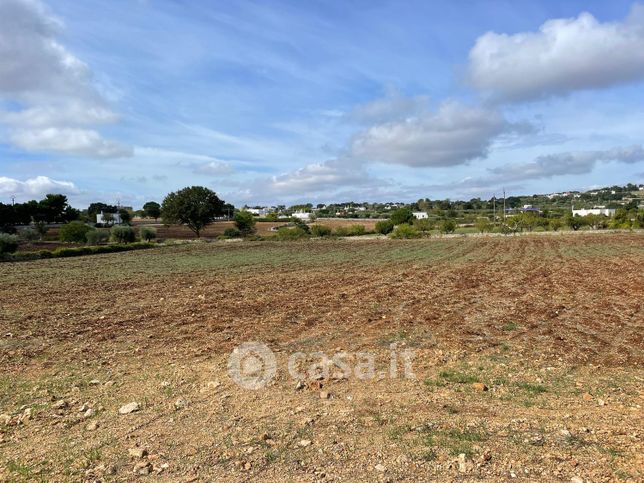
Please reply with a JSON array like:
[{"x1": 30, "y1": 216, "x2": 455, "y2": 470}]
[
  {"x1": 572, "y1": 207, "x2": 616, "y2": 217},
  {"x1": 246, "y1": 207, "x2": 270, "y2": 216},
  {"x1": 292, "y1": 211, "x2": 311, "y2": 221},
  {"x1": 96, "y1": 211, "x2": 122, "y2": 225},
  {"x1": 412, "y1": 212, "x2": 428, "y2": 219}
]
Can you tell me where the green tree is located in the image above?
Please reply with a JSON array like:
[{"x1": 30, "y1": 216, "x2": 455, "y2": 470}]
[
  {"x1": 549, "y1": 218, "x2": 563, "y2": 232},
  {"x1": 118, "y1": 208, "x2": 132, "y2": 225},
  {"x1": 564, "y1": 213, "x2": 585, "y2": 231},
  {"x1": 390, "y1": 208, "x2": 414, "y2": 225},
  {"x1": 161, "y1": 186, "x2": 226, "y2": 237},
  {"x1": 59, "y1": 222, "x2": 93, "y2": 243},
  {"x1": 142, "y1": 201, "x2": 161, "y2": 220},
  {"x1": 234, "y1": 210, "x2": 257, "y2": 236}
]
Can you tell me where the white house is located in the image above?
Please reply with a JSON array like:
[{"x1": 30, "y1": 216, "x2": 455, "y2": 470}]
[
  {"x1": 292, "y1": 211, "x2": 311, "y2": 221},
  {"x1": 412, "y1": 212, "x2": 428, "y2": 219},
  {"x1": 572, "y1": 206, "x2": 616, "y2": 217},
  {"x1": 246, "y1": 207, "x2": 270, "y2": 216},
  {"x1": 96, "y1": 211, "x2": 122, "y2": 225}
]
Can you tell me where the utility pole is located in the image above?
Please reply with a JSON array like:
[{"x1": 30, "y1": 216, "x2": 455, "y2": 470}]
[
  {"x1": 503, "y1": 188, "x2": 506, "y2": 223},
  {"x1": 492, "y1": 195, "x2": 496, "y2": 225}
]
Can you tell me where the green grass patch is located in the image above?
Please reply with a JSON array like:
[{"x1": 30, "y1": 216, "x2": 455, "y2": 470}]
[{"x1": 439, "y1": 369, "x2": 478, "y2": 384}]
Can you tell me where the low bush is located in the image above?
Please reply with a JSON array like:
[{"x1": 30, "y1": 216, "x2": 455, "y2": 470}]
[
  {"x1": 375, "y1": 220, "x2": 394, "y2": 235},
  {"x1": 86, "y1": 229, "x2": 110, "y2": 245},
  {"x1": 20, "y1": 228, "x2": 39, "y2": 242},
  {"x1": 0, "y1": 233, "x2": 19, "y2": 254},
  {"x1": 223, "y1": 227, "x2": 241, "y2": 238},
  {"x1": 139, "y1": 226, "x2": 157, "y2": 242},
  {"x1": 111, "y1": 225, "x2": 136, "y2": 243},
  {"x1": 276, "y1": 227, "x2": 308, "y2": 240},
  {"x1": 439, "y1": 219, "x2": 457, "y2": 234},
  {"x1": 334, "y1": 224, "x2": 366, "y2": 237},
  {"x1": 310, "y1": 224, "x2": 332, "y2": 237},
  {"x1": 413, "y1": 218, "x2": 433, "y2": 232},
  {"x1": 59, "y1": 221, "x2": 93, "y2": 243},
  {"x1": 51, "y1": 242, "x2": 153, "y2": 258},
  {"x1": 389, "y1": 223, "x2": 421, "y2": 239}
]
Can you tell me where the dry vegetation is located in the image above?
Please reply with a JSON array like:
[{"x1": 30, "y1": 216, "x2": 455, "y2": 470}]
[{"x1": 1, "y1": 233, "x2": 643, "y2": 481}]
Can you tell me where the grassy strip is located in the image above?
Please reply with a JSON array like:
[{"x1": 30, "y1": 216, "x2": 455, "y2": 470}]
[{"x1": 2, "y1": 242, "x2": 156, "y2": 262}]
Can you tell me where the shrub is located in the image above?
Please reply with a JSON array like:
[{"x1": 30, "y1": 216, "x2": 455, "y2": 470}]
[
  {"x1": 390, "y1": 208, "x2": 414, "y2": 225},
  {"x1": 375, "y1": 220, "x2": 394, "y2": 235},
  {"x1": 291, "y1": 217, "x2": 310, "y2": 233},
  {"x1": 223, "y1": 227, "x2": 241, "y2": 238},
  {"x1": 234, "y1": 210, "x2": 257, "y2": 236},
  {"x1": 20, "y1": 228, "x2": 39, "y2": 242},
  {"x1": 474, "y1": 218, "x2": 492, "y2": 233},
  {"x1": 86, "y1": 229, "x2": 110, "y2": 245},
  {"x1": 549, "y1": 218, "x2": 563, "y2": 232},
  {"x1": 310, "y1": 224, "x2": 332, "y2": 237},
  {"x1": 0, "y1": 233, "x2": 19, "y2": 254},
  {"x1": 34, "y1": 221, "x2": 49, "y2": 240},
  {"x1": 276, "y1": 227, "x2": 308, "y2": 240},
  {"x1": 139, "y1": 226, "x2": 157, "y2": 241},
  {"x1": 439, "y1": 219, "x2": 457, "y2": 234},
  {"x1": 59, "y1": 221, "x2": 92, "y2": 243},
  {"x1": 111, "y1": 225, "x2": 136, "y2": 243},
  {"x1": 389, "y1": 223, "x2": 420, "y2": 239},
  {"x1": 334, "y1": 226, "x2": 349, "y2": 236},
  {"x1": 413, "y1": 218, "x2": 433, "y2": 232},
  {"x1": 333, "y1": 224, "x2": 365, "y2": 237}
]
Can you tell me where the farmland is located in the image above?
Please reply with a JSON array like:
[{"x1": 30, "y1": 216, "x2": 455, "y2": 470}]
[{"x1": 1, "y1": 233, "x2": 643, "y2": 481}]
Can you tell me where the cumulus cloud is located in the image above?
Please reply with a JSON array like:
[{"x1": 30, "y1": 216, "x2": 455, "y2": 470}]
[
  {"x1": 350, "y1": 101, "x2": 520, "y2": 167},
  {"x1": 0, "y1": 0, "x2": 130, "y2": 158},
  {"x1": 9, "y1": 128, "x2": 132, "y2": 158},
  {"x1": 0, "y1": 175, "x2": 78, "y2": 198},
  {"x1": 468, "y1": 5, "x2": 644, "y2": 102},
  {"x1": 231, "y1": 158, "x2": 380, "y2": 204},
  {"x1": 489, "y1": 145, "x2": 644, "y2": 182}
]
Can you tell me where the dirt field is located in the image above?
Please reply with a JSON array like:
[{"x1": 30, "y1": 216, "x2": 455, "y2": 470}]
[{"x1": 1, "y1": 233, "x2": 643, "y2": 481}]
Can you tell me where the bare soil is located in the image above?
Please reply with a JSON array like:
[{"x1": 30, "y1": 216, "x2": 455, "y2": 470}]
[{"x1": 0, "y1": 233, "x2": 642, "y2": 481}]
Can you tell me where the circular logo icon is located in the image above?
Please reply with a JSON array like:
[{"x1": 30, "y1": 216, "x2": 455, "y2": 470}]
[{"x1": 227, "y1": 342, "x2": 277, "y2": 390}]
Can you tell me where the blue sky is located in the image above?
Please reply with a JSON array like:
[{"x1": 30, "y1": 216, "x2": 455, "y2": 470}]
[{"x1": 1, "y1": 0, "x2": 643, "y2": 208}]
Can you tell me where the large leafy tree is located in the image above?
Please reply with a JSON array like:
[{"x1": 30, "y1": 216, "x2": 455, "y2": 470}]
[
  {"x1": 142, "y1": 201, "x2": 161, "y2": 220},
  {"x1": 161, "y1": 186, "x2": 226, "y2": 237}
]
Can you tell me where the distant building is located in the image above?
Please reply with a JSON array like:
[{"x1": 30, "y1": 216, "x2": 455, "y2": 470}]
[
  {"x1": 521, "y1": 205, "x2": 541, "y2": 213},
  {"x1": 246, "y1": 207, "x2": 270, "y2": 216},
  {"x1": 96, "y1": 211, "x2": 122, "y2": 225},
  {"x1": 572, "y1": 207, "x2": 616, "y2": 217},
  {"x1": 292, "y1": 211, "x2": 311, "y2": 221},
  {"x1": 412, "y1": 212, "x2": 428, "y2": 219}
]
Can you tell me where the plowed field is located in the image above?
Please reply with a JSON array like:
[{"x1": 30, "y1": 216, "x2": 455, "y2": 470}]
[{"x1": 1, "y1": 233, "x2": 642, "y2": 481}]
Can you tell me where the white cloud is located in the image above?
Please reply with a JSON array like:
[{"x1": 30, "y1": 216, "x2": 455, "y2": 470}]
[
  {"x1": 0, "y1": 0, "x2": 130, "y2": 158},
  {"x1": 0, "y1": 175, "x2": 78, "y2": 199},
  {"x1": 9, "y1": 128, "x2": 132, "y2": 158},
  {"x1": 488, "y1": 145, "x2": 644, "y2": 182},
  {"x1": 350, "y1": 101, "x2": 513, "y2": 167},
  {"x1": 192, "y1": 161, "x2": 235, "y2": 176},
  {"x1": 0, "y1": 102, "x2": 119, "y2": 127},
  {"x1": 231, "y1": 158, "x2": 379, "y2": 204},
  {"x1": 350, "y1": 90, "x2": 429, "y2": 124},
  {"x1": 468, "y1": 5, "x2": 644, "y2": 102}
]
